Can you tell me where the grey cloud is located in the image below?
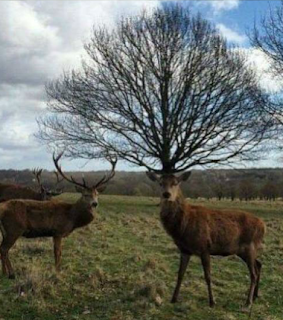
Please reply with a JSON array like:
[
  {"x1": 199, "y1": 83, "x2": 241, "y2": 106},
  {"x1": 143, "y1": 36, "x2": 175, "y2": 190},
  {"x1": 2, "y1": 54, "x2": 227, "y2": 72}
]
[{"x1": 0, "y1": 1, "x2": 159, "y2": 170}]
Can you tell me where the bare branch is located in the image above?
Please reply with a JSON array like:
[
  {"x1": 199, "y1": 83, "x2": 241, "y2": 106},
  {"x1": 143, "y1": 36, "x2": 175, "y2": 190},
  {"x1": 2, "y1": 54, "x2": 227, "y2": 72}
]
[{"x1": 38, "y1": 5, "x2": 272, "y2": 173}]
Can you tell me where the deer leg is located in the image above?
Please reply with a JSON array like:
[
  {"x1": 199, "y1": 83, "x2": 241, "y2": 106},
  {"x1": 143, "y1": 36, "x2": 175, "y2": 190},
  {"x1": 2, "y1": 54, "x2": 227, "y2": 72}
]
[
  {"x1": 239, "y1": 251, "x2": 257, "y2": 307},
  {"x1": 171, "y1": 253, "x2": 190, "y2": 303},
  {"x1": 253, "y1": 259, "x2": 262, "y2": 300},
  {"x1": 0, "y1": 245, "x2": 8, "y2": 277},
  {"x1": 0, "y1": 234, "x2": 20, "y2": 279},
  {"x1": 53, "y1": 236, "x2": 62, "y2": 272},
  {"x1": 0, "y1": 225, "x2": 8, "y2": 277},
  {"x1": 201, "y1": 253, "x2": 215, "y2": 307},
  {"x1": 246, "y1": 259, "x2": 257, "y2": 307}
]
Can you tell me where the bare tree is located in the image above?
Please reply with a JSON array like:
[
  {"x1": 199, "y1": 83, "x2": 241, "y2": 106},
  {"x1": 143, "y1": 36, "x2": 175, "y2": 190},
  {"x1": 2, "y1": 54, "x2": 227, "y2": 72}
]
[
  {"x1": 251, "y1": 1, "x2": 283, "y2": 80},
  {"x1": 38, "y1": 5, "x2": 270, "y2": 173},
  {"x1": 226, "y1": 183, "x2": 237, "y2": 201},
  {"x1": 250, "y1": 1, "x2": 283, "y2": 128},
  {"x1": 210, "y1": 171, "x2": 227, "y2": 201},
  {"x1": 260, "y1": 180, "x2": 278, "y2": 201},
  {"x1": 238, "y1": 179, "x2": 257, "y2": 201}
]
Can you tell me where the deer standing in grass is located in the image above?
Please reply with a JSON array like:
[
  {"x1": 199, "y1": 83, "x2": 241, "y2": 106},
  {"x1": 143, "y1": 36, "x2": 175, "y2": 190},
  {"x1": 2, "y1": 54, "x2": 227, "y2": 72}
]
[
  {"x1": 0, "y1": 153, "x2": 117, "y2": 278},
  {"x1": 147, "y1": 171, "x2": 266, "y2": 308},
  {"x1": 0, "y1": 169, "x2": 63, "y2": 202}
]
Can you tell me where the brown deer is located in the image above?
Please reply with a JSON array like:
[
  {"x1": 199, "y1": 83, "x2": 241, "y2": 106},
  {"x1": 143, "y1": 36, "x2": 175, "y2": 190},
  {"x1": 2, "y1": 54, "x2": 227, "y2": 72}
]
[
  {"x1": 147, "y1": 171, "x2": 266, "y2": 308},
  {"x1": 0, "y1": 169, "x2": 63, "y2": 202},
  {"x1": 0, "y1": 153, "x2": 117, "y2": 278}
]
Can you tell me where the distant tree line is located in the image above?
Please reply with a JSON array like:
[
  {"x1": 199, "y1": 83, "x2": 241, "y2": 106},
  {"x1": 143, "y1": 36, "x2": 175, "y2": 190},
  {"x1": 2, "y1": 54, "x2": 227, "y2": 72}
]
[{"x1": 0, "y1": 168, "x2": 283, "y2": 201}]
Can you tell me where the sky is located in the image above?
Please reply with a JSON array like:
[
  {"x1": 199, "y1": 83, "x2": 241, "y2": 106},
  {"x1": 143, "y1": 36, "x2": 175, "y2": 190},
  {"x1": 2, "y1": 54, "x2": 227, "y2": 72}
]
[{"x1": 0, "y1": 0, "x2": 282, "y2": 171}]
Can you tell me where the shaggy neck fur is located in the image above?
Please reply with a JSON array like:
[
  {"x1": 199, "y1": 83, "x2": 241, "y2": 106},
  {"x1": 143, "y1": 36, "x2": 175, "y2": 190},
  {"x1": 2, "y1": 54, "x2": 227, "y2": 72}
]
[
  {"x1": 71, "y1": 197, "x2": 94, "y2": 229},
  {"x1": 160, "y1": 189, "x2": 191, "y2": 238}
]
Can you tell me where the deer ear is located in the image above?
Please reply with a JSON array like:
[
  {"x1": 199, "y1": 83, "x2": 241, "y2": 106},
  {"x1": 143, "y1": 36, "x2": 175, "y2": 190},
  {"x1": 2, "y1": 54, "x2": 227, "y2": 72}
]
[
  {"x1": 146, "y1": 171, "x2": 159, "y2": 182},
  {"x1": 177, "y1": 171, "x2": 191, "y2": 183}
]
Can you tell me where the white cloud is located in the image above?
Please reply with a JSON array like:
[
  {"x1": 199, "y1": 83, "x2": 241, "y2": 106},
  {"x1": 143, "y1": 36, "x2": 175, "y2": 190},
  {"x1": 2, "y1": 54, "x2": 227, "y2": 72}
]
[
  {"x1": 207, "y1": 0, "x2": 240, "y2": 12},
  {"x1": 0, "y1": 1, "x2": 159, "y2": 170},
  {"x1": 0, "y1": 2, "x2": 60, "y2": 53},
  {"x1": 217, "y1": 23, "x2": 247, "y2": 44},
  {"x1": 244, "y1": 48, "x2": 283, "y2": 93}
]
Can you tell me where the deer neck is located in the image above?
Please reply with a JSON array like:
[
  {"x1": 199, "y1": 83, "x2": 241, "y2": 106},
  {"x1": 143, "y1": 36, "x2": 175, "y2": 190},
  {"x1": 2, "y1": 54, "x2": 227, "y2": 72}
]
[
  {"x1": 71, "y1": 196, "x2": 94, "y2": 229},
  {"x1": 160, "y1": 189, "x2": 190, "y2": 239},
  {"x1": 160, "y1": 189, "x2": 187, "y2": 224}
]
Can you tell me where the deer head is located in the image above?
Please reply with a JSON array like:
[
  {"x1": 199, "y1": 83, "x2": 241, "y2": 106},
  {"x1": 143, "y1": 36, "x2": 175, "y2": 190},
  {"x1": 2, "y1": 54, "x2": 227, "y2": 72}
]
[
  {"x1": 53, "y1": 152, "x2": 117, "y2": 208},
  {"x1": 32, "y1": 168, "x2": 64, "y2": 200},
  {"x1": 32, "y1": 168, "x2": 50, "y2": 200},
  {"x1": 146, "y1": 171, "x2": 191, "y2": 202}
]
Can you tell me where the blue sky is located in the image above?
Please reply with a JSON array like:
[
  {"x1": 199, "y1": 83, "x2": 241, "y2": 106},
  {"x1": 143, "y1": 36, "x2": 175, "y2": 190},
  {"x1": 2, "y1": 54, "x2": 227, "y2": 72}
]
[
  {"x1": 214, "y1": 0, "x2": 279, "y2": 30},
  {"x1": 0, "y1": 0, "x2": 282, "y2": 171},
  {"x1": 165, "y1": 1, "x2": 281, "y2": 48}
]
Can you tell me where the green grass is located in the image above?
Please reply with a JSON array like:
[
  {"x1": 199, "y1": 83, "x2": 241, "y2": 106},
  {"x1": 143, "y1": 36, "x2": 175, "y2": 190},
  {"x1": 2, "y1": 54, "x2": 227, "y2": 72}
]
[{"x1": 0, "y1": 195, "x2": 283, "y2": 320}]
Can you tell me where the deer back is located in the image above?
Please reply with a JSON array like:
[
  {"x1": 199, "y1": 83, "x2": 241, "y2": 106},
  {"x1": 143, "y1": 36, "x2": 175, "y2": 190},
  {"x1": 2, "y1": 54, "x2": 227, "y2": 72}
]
[{"x1": 0, "y1": 183, "x2": 42, "y2": 202}]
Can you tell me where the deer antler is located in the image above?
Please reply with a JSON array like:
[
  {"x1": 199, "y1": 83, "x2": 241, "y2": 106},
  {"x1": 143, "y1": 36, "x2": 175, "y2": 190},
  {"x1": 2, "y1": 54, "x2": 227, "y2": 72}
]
[
  {"x1": 53, "y1": 152, "x2": 91, "y2": 190},
  {"x1": 32, "y1": 168, "x2": 45, "y2": 192},
  {"x1": 53, "y1": 170, "x2": 64, "y2": 185},
  {"x1": 42, "y1": 170, "x2": 64, "y2": 196},
  {"x1": 94, "y1": 154, "x2": 118, "y2": 189},
  {"x1": 53, "y1": 152, "x2": 117, "y2": 191}
]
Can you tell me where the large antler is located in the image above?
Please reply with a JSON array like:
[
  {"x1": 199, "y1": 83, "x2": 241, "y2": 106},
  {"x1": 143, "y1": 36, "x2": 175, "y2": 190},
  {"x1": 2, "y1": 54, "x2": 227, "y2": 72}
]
[
  {"x1": 32, "y1": 168, "x2": 45, "y2": 192},
  {"x1": 53, "y1": 152, "x2": 91, "y2": 190},
  {"x1": 53, "y1": 152, "x2": 117, "y2": 190},
  {"x1": 94, "y1": 154, "x2": 117, "y2": 189},
  {"x1": 53, "y1": 170, "x2": 64, "y2": 185}
]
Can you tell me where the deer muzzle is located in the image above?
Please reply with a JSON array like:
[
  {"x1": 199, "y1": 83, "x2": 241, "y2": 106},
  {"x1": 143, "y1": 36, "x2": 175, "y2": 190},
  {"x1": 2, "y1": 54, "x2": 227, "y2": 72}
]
[{"x1": 163, "y1": 192, "x2": 171, "y2": 199}]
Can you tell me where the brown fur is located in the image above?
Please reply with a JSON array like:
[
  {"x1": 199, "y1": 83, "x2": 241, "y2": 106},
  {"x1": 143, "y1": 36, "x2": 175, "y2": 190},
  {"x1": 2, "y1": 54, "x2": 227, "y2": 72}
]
[
  {"x1": 0, "y1": 169, "x2": 63, "y2": 203},
  {"x1": 0, "y1": 183, "x2": 44, "y2": 202},
  {"x1": 161, "y1": 199, "x2": 265, "y2": 257},
  {"x1": 147, "y1": 172, "x2": 266, "y2": 307},
  {"x1": 0, "y1": 153, "x2": 117, "y2": 279},
  {"x1": 0, "y1": 194, "x2": 96, "y2": 278}
]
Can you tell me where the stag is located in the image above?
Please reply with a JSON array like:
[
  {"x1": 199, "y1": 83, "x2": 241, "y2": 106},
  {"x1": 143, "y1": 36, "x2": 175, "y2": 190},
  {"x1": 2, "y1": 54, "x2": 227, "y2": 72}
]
[
  {"x1": 147, "y1": 171, "x2": 266, "y2": 308},
  {"x1": 0, "y1": 153, "x2": 117, "y2": 278},
  {"x1": 0, "y1": 169, "x2": 62, "y2": 202}
]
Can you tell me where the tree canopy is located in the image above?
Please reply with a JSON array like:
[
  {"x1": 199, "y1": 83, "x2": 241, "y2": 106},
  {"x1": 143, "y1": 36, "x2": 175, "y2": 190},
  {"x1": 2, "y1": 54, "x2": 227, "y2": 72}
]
[{"x1": 39, "y1": 5, "x2": 271, "y2": 173}]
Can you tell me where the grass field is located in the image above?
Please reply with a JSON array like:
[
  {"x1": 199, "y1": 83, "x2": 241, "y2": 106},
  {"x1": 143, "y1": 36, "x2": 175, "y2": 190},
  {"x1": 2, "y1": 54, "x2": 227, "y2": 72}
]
[{"x1": 0, "y1": 195, "x2": 283, "y2": 320}]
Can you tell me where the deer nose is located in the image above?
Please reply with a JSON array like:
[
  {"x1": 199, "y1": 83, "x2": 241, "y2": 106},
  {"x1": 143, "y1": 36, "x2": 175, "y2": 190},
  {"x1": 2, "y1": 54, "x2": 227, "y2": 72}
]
[
  {"x1": 92, "y1": 202, "x2": 98, "y2": 208},
  {"x1": 163, "y1": 192, "x2": 171, "y2": 199}
]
